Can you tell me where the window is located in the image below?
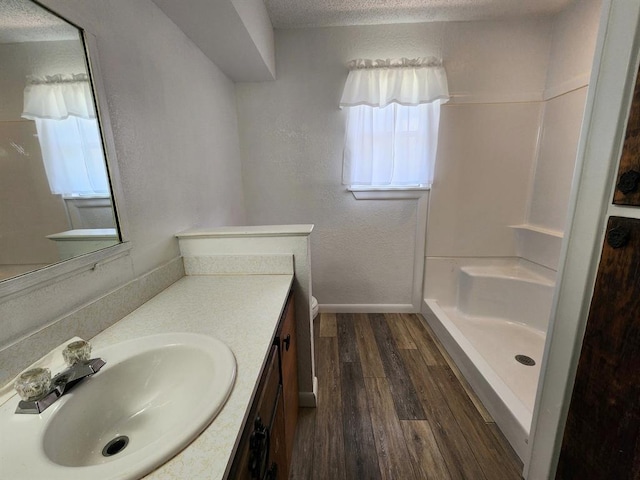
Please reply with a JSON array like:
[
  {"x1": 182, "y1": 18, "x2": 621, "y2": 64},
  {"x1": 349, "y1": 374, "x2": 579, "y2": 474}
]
[
  {"x1": 35, "y1": 116, "x2": 109, "y2": 196},
  {"x1": 343, "y1": 102, "x2": 441, "y2": 188},
  {"x1": 22, "y1": 74, "x2": 109, "y2": 196},
  {"x1": 339, "y1": 58, "x2": 449, "y2": 191}
]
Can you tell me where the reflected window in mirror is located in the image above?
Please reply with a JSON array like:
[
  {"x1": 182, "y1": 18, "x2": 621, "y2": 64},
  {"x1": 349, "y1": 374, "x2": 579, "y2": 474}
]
[
  {"x1": 23, "y1": 74, "x2": 110, "y2": 197},
  {"x1": 0, "y1": 0, "x2": 121, "y2": 282}
]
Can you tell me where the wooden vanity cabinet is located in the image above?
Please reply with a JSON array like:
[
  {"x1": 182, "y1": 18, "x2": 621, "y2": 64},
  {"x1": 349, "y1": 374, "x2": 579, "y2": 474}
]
[
  {"x1": 275, "y1": 291, "x2": 299, "y2": 467},
  {"x1": 227, "y1": 293, "x2": 298, "y2": 480},
  {"x1": 229, "y1": 346, "x2": 281, "y2": 480}
]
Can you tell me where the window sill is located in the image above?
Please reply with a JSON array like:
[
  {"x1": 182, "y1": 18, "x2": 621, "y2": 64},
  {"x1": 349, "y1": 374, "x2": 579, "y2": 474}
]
[
  {"x1": 347, "y1": 186, "x2": 430, "y2": 200},
  {"x1": 62, "y1": 194, "x2": 111, "y2": 199}
]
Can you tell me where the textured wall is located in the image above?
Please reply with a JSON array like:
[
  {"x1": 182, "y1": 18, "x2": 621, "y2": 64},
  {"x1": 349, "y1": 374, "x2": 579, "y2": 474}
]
[
  {"x1": 1, "y1": 0, "x2": 246, "y2": 349},
  {"x1": 236, "y1": 18, "x2": 553, "y2": 306},
  {"x1": 544, "y1": 0, "x2": 603, "y2": 94},
  {"x1": 231, "y1": 0, "x2": 276, "y2": 78},
  {"x1": 151, "y1": 0, "x2": 276, "y2": 82},
  {"x1": 0, "y1": 40, "x2": 86, "y2": 121}
]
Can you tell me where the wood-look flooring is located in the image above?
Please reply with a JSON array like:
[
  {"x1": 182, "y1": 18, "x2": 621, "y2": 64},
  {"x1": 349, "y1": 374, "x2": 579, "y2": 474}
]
[{"x1": 289, "y1": 312, "x2": 523, "y2": 480}]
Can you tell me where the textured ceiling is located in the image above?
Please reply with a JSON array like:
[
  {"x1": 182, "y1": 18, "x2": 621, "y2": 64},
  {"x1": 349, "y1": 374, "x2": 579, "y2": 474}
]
[
  {"x1": 264, "y1": 0, "x2": 576, "y2": 28},
  {"x1": 0, "y1": 0, "x2": 79, "y2": 44}
]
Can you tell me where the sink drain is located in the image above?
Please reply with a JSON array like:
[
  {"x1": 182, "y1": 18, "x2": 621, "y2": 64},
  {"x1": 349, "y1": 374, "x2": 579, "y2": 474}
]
[
  {"x1": 515, "y1": 355, "x2": 536, "y2": 366},
  {"x1": 102, "y1": 435, "x2": 129, "y2": 457}
]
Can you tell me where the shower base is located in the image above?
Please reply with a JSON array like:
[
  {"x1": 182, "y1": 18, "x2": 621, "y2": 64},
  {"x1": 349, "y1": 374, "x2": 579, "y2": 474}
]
[
  {"x1": 422, "y1": 260, "x2": 553, "y2": 461},
  {"x1": 423, "y1": 300, "x2": 545, "y2": 461}
]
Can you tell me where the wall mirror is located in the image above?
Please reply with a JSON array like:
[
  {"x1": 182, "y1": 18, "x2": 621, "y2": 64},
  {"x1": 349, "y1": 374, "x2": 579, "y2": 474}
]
[{"x1": 0, "y1": 0, "x2": 125, "y2": 290}]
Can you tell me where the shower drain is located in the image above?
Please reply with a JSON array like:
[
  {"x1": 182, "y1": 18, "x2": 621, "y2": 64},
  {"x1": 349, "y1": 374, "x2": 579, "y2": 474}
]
[
  {"x1": 515, "y1": 355, "x2": 536, "y2": 366},
  {"x1": 102, "y1": 435, "x2": 129, "y2": 457}
]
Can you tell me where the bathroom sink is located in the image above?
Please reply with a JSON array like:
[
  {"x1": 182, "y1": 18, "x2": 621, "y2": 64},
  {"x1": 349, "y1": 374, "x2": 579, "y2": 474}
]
[{"x1": 0, "y1": 333, "x2": 236, "y2": 479}]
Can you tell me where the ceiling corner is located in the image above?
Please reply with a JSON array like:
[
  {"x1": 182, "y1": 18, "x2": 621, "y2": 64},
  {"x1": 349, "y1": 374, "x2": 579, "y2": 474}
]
[{"x1": 151, "y1": 0, "x2": 276, "y2": 82}]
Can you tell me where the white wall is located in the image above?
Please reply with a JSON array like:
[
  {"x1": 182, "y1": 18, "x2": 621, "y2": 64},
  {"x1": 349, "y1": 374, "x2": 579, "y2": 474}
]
[
  {"x1": 231, "y1": 0, "x2": 276, "y2": 78},
  {"x1": 0, "y1": 40, "x2": 87, "y2": 121},
  {"x1": 236, "y1": 18, "x2": 553, "y2": 308},
  {"x1": 1, "y1": 0, "x2": 246, "y2": 350},
  {"x1": 544, "y1": 0, "x2": 603, "y2": 97},
  {"x1": 152, "y1": 0, "x2": 276, "y2": 82}
]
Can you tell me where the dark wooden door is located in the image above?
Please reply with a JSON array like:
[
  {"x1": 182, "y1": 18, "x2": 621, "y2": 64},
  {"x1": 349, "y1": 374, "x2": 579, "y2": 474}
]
[
  {"x1": 557, "y1": 216, "x2": 640, "y2": 479},
  {"x1": 614, "y1": 65, "x2": 640, "y2": 204}
]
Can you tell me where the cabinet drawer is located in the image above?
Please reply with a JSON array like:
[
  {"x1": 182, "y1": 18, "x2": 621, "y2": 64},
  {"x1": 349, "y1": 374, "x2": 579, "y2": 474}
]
[{"x1": 268, "y1": 387, "x2": 288, "y2": 480}]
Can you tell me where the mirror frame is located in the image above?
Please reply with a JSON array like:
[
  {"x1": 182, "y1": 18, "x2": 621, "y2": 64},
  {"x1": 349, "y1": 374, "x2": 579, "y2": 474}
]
[{"x1": 0, "y1": 3, "x2": 130, "y2": 300}]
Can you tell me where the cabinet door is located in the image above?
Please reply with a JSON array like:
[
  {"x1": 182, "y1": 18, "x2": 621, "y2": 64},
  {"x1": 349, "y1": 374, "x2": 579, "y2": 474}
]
[
  {"x1": 265, "y1": 387, "x2": 288, "y2": 480},
  {"x1": 229, "y1": 346, "x2": 280, "y2": 480},
  {"x1": 557, "y1": 217, "x2": 640, "y2": 479},
  {"x1": 614, "y1": 65, "x2": 640, "y2": 204},
  {"x1": 278, "y1": 293, "x2": 299, "y2": 465}
]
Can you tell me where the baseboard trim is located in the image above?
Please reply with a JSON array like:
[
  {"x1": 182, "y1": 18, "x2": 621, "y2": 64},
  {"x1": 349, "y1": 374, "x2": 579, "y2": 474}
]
[
  {"x1": 299, "y1": 376, "x2": 318, "y2": 407},
  {"x1": 319, "y1": 303, "x2": 416, "y2": 313}
]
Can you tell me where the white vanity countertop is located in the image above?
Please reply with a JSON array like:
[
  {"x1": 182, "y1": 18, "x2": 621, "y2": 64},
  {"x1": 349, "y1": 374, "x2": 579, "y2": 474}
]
[{"x1": 88, "y1": 273, "x2": 294, "y2": 479}]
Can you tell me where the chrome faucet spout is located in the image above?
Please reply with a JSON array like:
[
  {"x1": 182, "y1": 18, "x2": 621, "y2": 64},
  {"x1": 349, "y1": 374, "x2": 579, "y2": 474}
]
[{"x1": 15, "y1": 358, "x2": 106, "y2": 414}]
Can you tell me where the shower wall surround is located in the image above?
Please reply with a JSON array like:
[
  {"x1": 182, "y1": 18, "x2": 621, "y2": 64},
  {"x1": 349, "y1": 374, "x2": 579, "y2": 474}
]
[
  {"x1": 522, "y1": 0, "x2": 602, "y2": 266},
  {"x1": 425, "y1": 0, "x2": 602, "y2": 302}
]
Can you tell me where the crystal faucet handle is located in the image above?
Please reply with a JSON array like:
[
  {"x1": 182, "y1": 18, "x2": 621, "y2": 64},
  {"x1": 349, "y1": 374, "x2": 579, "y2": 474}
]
[
  {"x1": 63, "y1": 340, "x2": 92, "y2": 366},
  {"x1": 14, "y1": 367, "x2": 51, "y2": 402}
]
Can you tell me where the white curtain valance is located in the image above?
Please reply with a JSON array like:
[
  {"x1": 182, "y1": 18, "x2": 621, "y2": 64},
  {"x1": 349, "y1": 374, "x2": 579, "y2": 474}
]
[
  {"x1": 22, "y1": 74, "x2": 96, "y2": 120},
  {"x1": 339, "y1": 57, "x2": 449, "y2": 108}
]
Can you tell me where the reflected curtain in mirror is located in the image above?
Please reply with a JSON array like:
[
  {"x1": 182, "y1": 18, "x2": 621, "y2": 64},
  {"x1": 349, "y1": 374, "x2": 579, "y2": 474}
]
[{"x1": 22, "y1": 74, "x2": 109, "y2": 196}]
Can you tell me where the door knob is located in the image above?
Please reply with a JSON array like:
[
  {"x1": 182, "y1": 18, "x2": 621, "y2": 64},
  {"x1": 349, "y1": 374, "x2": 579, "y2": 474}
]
[
  {"x1": 607, "y1": 226, "x2": 631, "y2": 249},
  {"x1": 617, "y1": 170, "x2": 640, "y2": 194}
]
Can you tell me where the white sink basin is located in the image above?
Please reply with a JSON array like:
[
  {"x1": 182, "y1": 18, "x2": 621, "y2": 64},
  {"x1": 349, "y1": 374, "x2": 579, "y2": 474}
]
[{"x1": 0, "y1": 333, "x2": 236, "y2": 479}]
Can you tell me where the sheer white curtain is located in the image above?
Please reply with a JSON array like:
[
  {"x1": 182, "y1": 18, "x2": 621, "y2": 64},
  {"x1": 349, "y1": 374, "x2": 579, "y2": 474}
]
[
  {"x1": 34, "y1": 117, "x2": 109, "y2": 195},
  {"x1": 22, "y1": 74, "x2": 108, "y2": 196},
  {"x1": 340, "y1": 58, "x2": 449, "y2": 188},
  {"x1": 343, "y1": 102, "x2": 441, "y2": 187}
]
